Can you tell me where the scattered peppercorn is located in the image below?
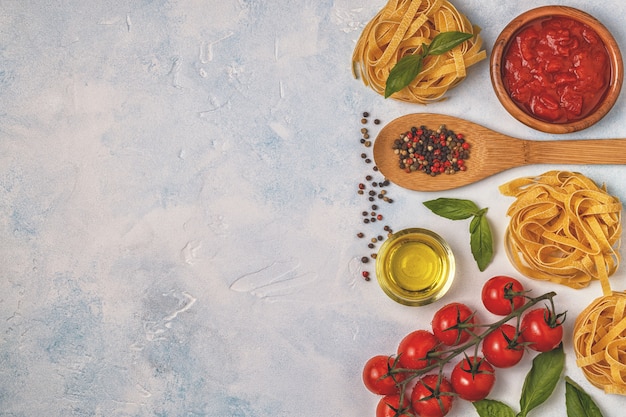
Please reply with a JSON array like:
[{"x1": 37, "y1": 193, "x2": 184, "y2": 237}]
[{"x1": 355, "y1": 111, "x2": 396, "y2": 283}]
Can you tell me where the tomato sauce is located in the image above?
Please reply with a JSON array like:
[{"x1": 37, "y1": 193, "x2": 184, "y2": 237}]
[{"x1": 502, "y1": 16, "x2": 611, "y2": 124}]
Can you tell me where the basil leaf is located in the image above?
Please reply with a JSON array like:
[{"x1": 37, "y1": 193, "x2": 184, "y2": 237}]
[
  {"x1": 384, "y1": 54, "x2": 423, "y2": 98},
  {"x1": 519, "y1": 345, "x2": 565, "y2": 417},
  {"x1": 384, "y1": 31, "x2": 472, "y2": 98},
  {"x1": 470, "y1": 214, "x2": 493, "y2": 271},
  {"x1": 427, "y1": 31, "x2": 473, "y2": 55},
  {"x1": 565, "y1": 376, "x2": 604, "y2": 417},
  {"x1": 473, "y1": 399, "x2": 516, "y2": 417},
  {"x1": 423, "y1": 198, "x2": 480, "y2": 220}
]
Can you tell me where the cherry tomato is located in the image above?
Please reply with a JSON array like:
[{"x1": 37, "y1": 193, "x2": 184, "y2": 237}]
[
  {"x1": 521, "y1": 307, "x2": 564, "y2": 352},
  {"x1": 481, "y1": 324, "x2": 524, "y2": 368},
  {"x1": 481, "y1": 276, "x2": 526, "y2": 315},
  {"x1": 376, "y1": 394, "x2": 412, "y2": 417},
  {"x1": 450, "y1": 356, "x2": 495, "y2": 402},
  {"x1": 411, "y1": 374, "x2": 454, "y2": 417},
  {"x1": 363, "y1": 355, "x2": 405, "y2": 395},
  {"x1": 431, "y1": 302, "x2": 476, "y2": 346},
  {"x1": 397, "y1": 330, "x2": 439, "y2": 370}
]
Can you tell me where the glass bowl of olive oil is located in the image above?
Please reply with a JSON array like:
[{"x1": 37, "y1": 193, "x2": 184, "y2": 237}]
[{"x1": 376, "y1": 228, "x2": 455, "y2": 306}]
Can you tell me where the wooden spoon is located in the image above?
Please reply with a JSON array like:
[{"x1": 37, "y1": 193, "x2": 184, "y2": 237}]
[{"x1": 373, "y1": 113, "x2": 626, "y2": 192}]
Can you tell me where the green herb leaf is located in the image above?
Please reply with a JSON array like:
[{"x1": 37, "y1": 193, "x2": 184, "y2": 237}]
[
  {"x1": 423, "y1": 198, "x2": 480, "y2": 220},
  {"x1": 473, "y1": 399, "x2": 516, "y2": 417},
  {"x1": 427, "y1": 31, "x2": 473, "y2": 55},
  {"x1": 470, "y1": 213, "x2": 493, "y2": 271},
  {"x1": 518, "y1": 345, "x2": 565, "y2": 417},
  {"x1": 384, "y1": 31, "x2": 472, "y2": 98},
  {"x1": 384, "y1": 54, "x2": 423, "y2": 98},
  {"x1": 565, "y1": 376, "x2": 604, "y2": 417}
]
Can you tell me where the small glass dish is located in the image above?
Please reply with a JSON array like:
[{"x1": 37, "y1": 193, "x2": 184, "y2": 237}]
[{"x1": 376, "y1": 228, "x2": 455, "y2": 306}]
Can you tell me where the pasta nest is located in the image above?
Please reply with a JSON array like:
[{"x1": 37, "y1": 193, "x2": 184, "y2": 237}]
[
  {"x1": 351, "y1": 0, "x2": 486, "y2": 103},
  {"x1": 574, "y1": 291, "x2": 626, "y2": 395},
  {"x1": 500, "y1": 170, "x2": 622, "y2": 292}
]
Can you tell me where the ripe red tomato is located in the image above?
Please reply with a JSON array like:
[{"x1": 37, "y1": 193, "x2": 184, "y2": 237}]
[
  {"x1": 431, "y1": 302, "x2": 476, "y2": 346},
  {"x1": 397, "y1": 330, "x2": 439, "y2": 370},
  {"x1": 411, "y1": 374, "x2": 454, "y2": 417},
  {"x1": 450, "y1": 356, "x2": 495, "y2": 402},
  {"x1": 363, "y1": 355, "x2": 405, "y2": 395},
  {"x1": 481, "y1": 324, "x2": 524, "y2": 368},
  {"x1": 481, "y1": 276, "x2": 526, "y2": 315},
  {"x1": 376, "y1": 394, "x2": 412, "y2": 417},
  {"x1": 521, "y1": 308, "x2": 564, "y2": 352}
]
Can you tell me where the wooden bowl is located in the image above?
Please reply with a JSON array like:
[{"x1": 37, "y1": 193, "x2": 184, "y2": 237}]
[{"x1": 490, "y1": 6, "x2": 623, "y2": 134}]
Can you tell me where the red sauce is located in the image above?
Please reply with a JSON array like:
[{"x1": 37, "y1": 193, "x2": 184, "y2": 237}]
[{"x1": 502, "y1": 16, "x2": 611, "y2": 124}]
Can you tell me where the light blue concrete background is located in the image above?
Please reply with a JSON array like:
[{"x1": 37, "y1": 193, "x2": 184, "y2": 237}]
[{"x1": 1, "y1": 0, "x2": 625, "y2": 416}]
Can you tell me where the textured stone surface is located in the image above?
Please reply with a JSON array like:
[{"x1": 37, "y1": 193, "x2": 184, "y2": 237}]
[{"x1": 1, "y1": 1, "x2": 624, "y2": 415}]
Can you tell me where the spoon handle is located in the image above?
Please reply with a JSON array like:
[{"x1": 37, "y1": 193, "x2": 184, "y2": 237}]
[{"x1": 525, "y1": 139, "x2": 626, "y2": 165}]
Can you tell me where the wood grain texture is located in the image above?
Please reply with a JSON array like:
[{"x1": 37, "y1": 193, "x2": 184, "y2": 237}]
[{"x1": 373, "y1": 113, "x2": 626, "y2": 192}]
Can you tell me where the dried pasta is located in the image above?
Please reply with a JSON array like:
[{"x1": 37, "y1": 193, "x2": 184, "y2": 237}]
[
  {"x1": 351, "y1": 0, "x2": 486, "y2": 103},
  {"x1": 501, "y1": 170, "x2": 626, "y2": 395},
  {"x1": 573, "y1": 291, "x2": 626, "y2": 395},
  {"x1": 499, "y1": 171, "x2": 621, "y2": 292}
]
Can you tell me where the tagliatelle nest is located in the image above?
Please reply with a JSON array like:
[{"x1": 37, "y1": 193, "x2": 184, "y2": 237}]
[
  {"x1": 351, "y1": 0, "x2": 486, "y2": 103},
  {"x1": 499, "y1": 170, "x2": 621, "y2": 292},
  {"x1": 574, "y1": 291, "x2": 626, "y2": 395}
]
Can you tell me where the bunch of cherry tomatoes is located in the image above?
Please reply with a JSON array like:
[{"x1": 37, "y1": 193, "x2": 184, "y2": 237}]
[{"x1": 363, "y1": 275, "x2": 566, "y2": 417}]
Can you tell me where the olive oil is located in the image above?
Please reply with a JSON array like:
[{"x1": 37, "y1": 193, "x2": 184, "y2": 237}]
[{"x1": 376, "y1": 228, "x2": 455, "y2": 306}]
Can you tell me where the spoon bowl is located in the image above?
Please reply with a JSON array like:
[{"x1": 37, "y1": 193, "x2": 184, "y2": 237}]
[{"x1": 373, "y1": 113, "x2": 626, "y2": 192}]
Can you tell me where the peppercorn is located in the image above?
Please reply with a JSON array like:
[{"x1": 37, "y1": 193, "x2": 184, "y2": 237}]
[
  {"x1": 362, "y1": 271, "x2": 370, "y2": 280},
  {"x1": 391, "y1": 124, "x2": 470, "y2": 176},
  {"x1": 361, "y1": 256, "x2": 369, "y2": 263},
  {"x1": 374, "y1": 119, "x2": 380, "y2": 124},
  {"x1": 361, "y1": 118, "x2": 367, "y2": 124},
  {"x1": 357, "y1": 232, "x2": 365, "y2": 238},
  {"x1": 363, "y1": 112, "x2": 369, "y2": 118}
]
